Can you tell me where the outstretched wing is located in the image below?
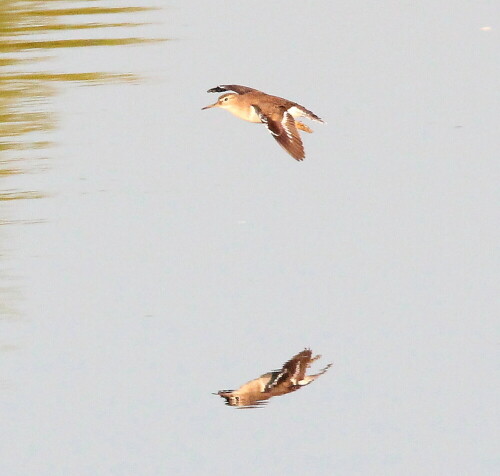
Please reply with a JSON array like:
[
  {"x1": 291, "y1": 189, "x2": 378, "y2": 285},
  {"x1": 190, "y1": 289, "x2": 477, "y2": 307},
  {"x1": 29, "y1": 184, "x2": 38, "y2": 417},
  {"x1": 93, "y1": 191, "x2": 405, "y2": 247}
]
[
  {"x1": 253, "y1": 105, "x2": 305, "y2": 161},
  {"x1": 263, "y1": 349, "x2": 313, "y2": 390},
  {"x1": 207, "y1": 84, "x2": 257, "y2": 95}
]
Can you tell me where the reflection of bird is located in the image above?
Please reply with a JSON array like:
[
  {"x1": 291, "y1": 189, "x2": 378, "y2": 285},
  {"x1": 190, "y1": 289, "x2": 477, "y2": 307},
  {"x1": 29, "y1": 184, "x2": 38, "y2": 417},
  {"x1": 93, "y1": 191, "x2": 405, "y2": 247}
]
[
  {"x1": 216, "y1": 349, "x2": 332, "y2": 408},
  {"x1": 202, "y1": 85, "x2": 324, "y2": 161}
]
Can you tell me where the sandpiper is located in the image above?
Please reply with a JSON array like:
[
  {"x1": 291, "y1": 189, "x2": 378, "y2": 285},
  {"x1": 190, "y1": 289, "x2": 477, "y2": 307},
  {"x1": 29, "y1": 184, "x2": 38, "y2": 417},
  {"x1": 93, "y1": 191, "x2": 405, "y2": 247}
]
[
  {"x1": 202, "y1": 84, "x2": 324, "y2": 161},
  {"x1": 216, "y1": 348, "x2": 332, "y2": 408}
]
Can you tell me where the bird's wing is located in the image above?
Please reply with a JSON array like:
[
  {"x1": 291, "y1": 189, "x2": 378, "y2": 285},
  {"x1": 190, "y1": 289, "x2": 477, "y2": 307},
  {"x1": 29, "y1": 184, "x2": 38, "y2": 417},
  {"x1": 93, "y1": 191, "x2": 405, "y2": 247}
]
[
  {"x1": 253, "y1": 105, "x2": 305, "y2": 161},
  {"x1": 206, "y1": 84, "x2": 257, "y2": 94},
  {"x1": 261, "y1": 350, "x2": 311, "y2": 390}
]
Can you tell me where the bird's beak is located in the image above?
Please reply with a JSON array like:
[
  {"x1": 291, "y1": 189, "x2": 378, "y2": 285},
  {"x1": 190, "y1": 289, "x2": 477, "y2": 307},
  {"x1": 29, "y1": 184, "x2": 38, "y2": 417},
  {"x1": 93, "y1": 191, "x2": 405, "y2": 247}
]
[{"x1": 201, "y1": 101, "x2": 218, "y2": 110}]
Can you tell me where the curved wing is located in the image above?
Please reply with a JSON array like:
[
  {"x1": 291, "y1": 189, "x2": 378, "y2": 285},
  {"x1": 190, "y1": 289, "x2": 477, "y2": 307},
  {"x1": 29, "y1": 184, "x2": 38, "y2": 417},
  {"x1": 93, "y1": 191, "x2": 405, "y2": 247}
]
[
  {"x1": 207, "y1": 84, "x2": 258, "y2": 95},
  {"x1": 253, "y1": 106, "x2": 305, "y2": 161}
]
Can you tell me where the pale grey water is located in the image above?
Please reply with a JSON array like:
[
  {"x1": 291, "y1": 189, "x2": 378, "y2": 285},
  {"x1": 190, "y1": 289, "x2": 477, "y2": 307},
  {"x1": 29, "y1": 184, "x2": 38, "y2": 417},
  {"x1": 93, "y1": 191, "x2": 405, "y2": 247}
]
[{"x1": 1, "y1": 1, "x2": 498, "y2": 475}]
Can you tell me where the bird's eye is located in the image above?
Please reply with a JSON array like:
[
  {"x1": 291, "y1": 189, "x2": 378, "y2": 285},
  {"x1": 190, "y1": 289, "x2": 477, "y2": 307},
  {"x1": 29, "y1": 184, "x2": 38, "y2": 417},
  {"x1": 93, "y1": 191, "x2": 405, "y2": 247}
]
[{"x1": 223, "y1": 97, "x2": 229, "y2": 101}]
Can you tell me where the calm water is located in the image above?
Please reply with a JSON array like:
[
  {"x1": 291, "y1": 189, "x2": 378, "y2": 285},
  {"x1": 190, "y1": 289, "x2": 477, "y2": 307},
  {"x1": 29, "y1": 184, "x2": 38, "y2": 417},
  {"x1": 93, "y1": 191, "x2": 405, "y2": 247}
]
[
  {"x1": 0, "y1": 1, "x2": 497, "y2": 475},
  {"x1": 0, "y1": 1, "x2": 162, "y2": 317}
]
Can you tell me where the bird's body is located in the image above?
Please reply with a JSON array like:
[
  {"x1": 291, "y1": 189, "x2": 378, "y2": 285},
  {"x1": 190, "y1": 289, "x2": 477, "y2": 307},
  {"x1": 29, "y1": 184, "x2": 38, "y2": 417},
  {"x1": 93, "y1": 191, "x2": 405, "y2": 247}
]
[
  {"x1": 202, "y1": 85, "x2": 324, "y2": 161},
  {"x1": 216, "y1": 348, "x2": 331, "y2": 408}
]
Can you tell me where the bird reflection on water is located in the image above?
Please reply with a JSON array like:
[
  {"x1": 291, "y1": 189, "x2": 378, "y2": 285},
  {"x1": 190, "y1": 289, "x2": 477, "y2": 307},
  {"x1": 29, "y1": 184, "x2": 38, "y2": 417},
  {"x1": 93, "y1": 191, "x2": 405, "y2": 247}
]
[{"x1": 215, "y1": 348, "x2": 332, "y2": 409}]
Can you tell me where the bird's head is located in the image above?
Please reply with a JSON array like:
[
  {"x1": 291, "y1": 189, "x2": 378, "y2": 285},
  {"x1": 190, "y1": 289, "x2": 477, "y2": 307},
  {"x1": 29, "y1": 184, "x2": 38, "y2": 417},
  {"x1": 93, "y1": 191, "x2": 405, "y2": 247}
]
[{"x1": 202, "y1": 93, "x2": 238, "y2": 111}]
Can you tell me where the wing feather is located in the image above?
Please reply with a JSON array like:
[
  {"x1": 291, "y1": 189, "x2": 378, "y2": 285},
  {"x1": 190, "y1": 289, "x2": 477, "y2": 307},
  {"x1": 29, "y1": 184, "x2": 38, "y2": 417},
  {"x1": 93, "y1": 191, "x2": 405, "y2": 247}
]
[
  {"x1": 253, "y1": 106, "x2": 305, "y2": 161},
  {"x1": 207, "y1": 84, "x2": 257, "y2": 94}
]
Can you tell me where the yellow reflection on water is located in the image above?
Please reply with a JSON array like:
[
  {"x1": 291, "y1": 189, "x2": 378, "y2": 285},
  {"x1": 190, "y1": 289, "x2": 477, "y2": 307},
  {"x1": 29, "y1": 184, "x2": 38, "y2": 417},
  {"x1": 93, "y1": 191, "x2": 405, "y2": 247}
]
[
  {"x1": 0, "y1": 0, "x2": 163, "y2": 316},
  {"x1": 0, "y1": 0, "x2": 161, "y2": 180}
]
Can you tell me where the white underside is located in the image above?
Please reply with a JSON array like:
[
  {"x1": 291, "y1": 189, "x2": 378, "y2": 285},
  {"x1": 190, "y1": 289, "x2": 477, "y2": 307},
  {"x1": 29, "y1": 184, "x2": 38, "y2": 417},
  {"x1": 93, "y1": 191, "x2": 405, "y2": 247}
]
[
  {"x1": 287, "y1": 106, "x2": 306, "y2": 118},
  {"x1": 224, "y1": 104, "x2": 315, "y2": 124},
  {"x1": 225, "y1": 105, "x2": 261, "y2": 123}
]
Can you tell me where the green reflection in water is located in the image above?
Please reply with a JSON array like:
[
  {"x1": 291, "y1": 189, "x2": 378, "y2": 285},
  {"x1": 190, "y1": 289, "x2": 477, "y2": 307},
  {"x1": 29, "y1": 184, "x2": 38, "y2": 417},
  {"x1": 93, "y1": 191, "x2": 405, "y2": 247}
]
[
  {"x1": 1, "y1": 37, "x2": 158, "y2": 51},
  {"x1": 0, "y1": 0, "x2": 163, "y2": 316},
  {"x1": 0, "y1": 0, "x2": 161, "y2": 180}
]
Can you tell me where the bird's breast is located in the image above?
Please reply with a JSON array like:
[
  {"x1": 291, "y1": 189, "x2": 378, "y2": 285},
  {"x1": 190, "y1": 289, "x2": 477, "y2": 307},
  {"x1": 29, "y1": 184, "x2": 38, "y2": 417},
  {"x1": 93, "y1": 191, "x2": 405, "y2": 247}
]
[{"x1": 226, "y1": 104, "x2": 262, "y2": 123}]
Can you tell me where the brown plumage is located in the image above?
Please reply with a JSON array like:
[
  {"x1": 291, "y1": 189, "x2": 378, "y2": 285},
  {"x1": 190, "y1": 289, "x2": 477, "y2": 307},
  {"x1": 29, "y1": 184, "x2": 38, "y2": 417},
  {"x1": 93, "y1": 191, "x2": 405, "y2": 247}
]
[
  {"x1": 216, "y1": 348, "x2": 332, "y2": 408},
  {"x1": 202, "y1": 85, "x2": 324, "y2": 161}
]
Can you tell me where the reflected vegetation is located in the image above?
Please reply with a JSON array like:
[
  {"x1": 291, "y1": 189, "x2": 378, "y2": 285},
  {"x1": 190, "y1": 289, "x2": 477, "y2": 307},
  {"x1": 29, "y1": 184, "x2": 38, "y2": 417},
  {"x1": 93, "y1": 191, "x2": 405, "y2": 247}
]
[{"x1": 0, "y1": 0, "x2": 163, "y2": 316}]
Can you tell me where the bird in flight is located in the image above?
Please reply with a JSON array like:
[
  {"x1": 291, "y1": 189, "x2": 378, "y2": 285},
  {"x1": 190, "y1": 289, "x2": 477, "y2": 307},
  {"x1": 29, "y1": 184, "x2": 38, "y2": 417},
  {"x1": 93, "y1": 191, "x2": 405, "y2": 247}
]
[
  {"x1": 202, "y1": 85, "x2": 324, "y2": 161},
  {"x1": 216, "y1": 348, "x2": 332, "y2": 408}
]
